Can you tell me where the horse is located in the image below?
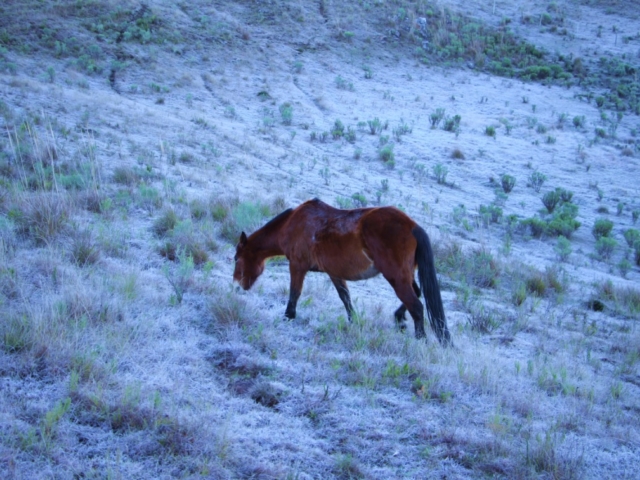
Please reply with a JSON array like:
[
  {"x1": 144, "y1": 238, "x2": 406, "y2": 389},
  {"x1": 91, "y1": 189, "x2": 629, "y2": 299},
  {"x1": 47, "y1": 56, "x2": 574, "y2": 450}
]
[{"x1": 233, "y1": 198, "x2": 451, "y2": 345}]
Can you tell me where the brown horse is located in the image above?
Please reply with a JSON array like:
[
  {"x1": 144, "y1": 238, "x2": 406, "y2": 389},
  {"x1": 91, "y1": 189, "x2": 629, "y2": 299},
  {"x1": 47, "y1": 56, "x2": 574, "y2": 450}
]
[{"x1": 233, "y1": 198, "x2": 451, "y2": 345}]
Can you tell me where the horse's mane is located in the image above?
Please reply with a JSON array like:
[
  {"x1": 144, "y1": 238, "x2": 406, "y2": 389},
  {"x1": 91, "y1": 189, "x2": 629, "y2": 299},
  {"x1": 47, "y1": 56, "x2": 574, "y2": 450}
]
[{"x1": 261, "y1": 207, "x2": 293, "y2": 231}]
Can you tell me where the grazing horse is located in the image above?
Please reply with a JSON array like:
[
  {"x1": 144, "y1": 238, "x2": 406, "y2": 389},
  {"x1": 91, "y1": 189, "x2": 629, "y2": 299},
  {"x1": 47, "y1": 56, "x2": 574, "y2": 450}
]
[{"x1": 233, "y1": 198, "x2": 451, "y2": 345}]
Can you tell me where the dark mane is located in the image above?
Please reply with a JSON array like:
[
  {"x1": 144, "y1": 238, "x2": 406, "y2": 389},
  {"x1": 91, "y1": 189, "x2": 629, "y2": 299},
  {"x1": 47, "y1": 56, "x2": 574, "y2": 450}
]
[{"x1": 260, "y1": 207, "x2": 293, "y2": 231}]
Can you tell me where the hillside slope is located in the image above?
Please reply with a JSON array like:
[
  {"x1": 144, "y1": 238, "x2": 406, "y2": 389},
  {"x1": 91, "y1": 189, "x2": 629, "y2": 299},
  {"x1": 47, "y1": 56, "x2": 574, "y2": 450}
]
[{"x1": 1, "y1": 1, "x2": 639, "y2": 478}]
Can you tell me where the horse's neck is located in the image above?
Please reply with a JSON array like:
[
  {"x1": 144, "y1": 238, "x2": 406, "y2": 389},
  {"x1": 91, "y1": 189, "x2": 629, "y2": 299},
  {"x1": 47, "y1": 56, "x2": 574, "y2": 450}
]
[{"x1": 251, "y1": 224, "x2": 284, "y2": 259}]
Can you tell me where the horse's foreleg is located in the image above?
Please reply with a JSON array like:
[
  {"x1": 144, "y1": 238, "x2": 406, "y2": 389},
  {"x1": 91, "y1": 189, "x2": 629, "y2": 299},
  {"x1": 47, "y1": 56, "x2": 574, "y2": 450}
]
[
  {"x1": 284, "y1": 266, "x2": 307, "y2": 319},
  {"x1": 393, "y1": 280, "x2": 420, "y2": 331},
  {"x1": 329, "y1": 276, "x2": 354, "y2": 320}
]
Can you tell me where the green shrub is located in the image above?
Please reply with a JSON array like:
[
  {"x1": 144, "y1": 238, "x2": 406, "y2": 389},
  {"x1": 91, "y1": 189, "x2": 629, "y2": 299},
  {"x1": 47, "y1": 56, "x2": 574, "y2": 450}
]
[
  {"x1": 153, "y1": 207, "x2": 179, "y2": 237},
  {"x1": 501, "y1": 174, "x2": 516, "y2": 193},
  {"x1": 443, "y1": 115, "x2": 461, "y2": 133},
  {"x1": 547, "y1": 203, "x2": 581, "y2": 238},
  {"x1": 528, "y1": 171, "x2": 547, "y2": 192},
  {"x1": 433, "y1": 163, "x2": 448, "y2": 184},
  {"x1": 622, "y1": 228, "x2": 640, "y2": 247},
  {"x1": 554, "y1": 236, "x2": 572, "y2": 261},
  {"x1": 595, "y1": 237, "x2": 617, "y2": 259},
  {"x1": 429, "y1": 108, "x2": 445, "y2": 129},
  {"x1": 592, "y1": 218, "x2": 613, "y2": 240},
  {"x1": 542, "y1": 190, "x2": 561, "y2": 213},
  {"x1": 279, "y1": 102, "x2": 293, "y2": 125},
  {"x1": 378, "y1": 144, "x2": 395, "y2": 166},
  {"x1": 485, "y1": 125, "x2": 496, "y2": 137},
  {"x1": 479, "y1": 204, "x2": 503, "y2": 225},
  {"x1": 331, "y1": 119, "x2": 345, "y2": 139},
  {"x1": 521, "y1": 217, "x2": 546, "y2": 238}
]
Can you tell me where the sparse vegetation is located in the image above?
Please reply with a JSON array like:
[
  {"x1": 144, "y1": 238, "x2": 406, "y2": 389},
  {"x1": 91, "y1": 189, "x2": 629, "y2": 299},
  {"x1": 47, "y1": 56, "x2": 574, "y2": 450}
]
[{"x1": 0, "y1": 1, "x2": 637, "y2": 478}]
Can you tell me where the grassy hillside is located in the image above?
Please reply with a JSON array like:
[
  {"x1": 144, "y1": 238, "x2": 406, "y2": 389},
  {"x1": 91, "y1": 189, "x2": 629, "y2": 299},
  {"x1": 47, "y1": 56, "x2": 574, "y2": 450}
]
[{"x1": 1, "y1": 1, "x2": 639, "y2": 478}]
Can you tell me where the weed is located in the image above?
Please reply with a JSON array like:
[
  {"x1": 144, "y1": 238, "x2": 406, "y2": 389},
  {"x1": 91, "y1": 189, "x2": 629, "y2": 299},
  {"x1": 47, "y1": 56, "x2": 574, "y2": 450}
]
[
  {"x1": 335, "y1": 75, "x2": 353, "y2": 91},
  {"x1": 485, "y1": 125, "x2": 496, "y2": 137},
  {"x1": 331, "y1": 119, "x2": 345, "y2": 139}
]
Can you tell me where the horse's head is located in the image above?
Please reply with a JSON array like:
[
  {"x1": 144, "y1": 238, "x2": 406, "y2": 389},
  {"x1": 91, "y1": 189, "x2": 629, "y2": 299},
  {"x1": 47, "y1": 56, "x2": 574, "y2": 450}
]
[{"x1": 233, "y1": 231, "x2": 265, "y2": 290}]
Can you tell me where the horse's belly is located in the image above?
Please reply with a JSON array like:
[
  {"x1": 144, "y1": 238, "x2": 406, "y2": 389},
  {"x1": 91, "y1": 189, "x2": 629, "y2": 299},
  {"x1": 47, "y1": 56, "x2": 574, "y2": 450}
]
[
  {"x1": 349, "y1": 264, "x2": 379, "y2": 281},
  {"x1": 318, "y1": 248, "x2": 379, "y2": 281}
]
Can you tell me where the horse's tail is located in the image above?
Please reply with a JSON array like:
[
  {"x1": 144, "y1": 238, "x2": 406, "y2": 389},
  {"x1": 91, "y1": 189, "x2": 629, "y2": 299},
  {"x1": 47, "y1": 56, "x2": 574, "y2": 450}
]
[{"x1": 412, "y1": 226, "x2": 452, "y2": 346}]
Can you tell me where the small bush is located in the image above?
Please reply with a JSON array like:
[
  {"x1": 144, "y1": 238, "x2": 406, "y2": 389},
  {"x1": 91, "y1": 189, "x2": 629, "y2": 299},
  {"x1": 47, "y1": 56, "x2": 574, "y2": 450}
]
[
  {"x1": 433, "y1": 163, "x2": 448, "y2": 184},
  {"x1": 528, "y1": 171, "x2": 547, "y2": 192},
  {"x1": 70, "y1": 229, "x2": 100, "y2": 266},
  {"x1": 153, "y1": 207, "x2": 179, "y2": 237},
  {"x1": 501, "y1": 174, "x2": 516, "y2": 193},
  {"x1": 429, "y1": 108, "x2": 445, "y2": 129},
  {"x1": 592, "y1": 218, "x2": 613, "y2": 240},
  {"x1": 547, "y1": 203, "x2": 581, "y2": 238},
  {"x1": 521, "y1": 217, "x2": 546, "y2": 238},
  {"x1": 331, "y1": 119, "x2": 345, "y2": 139},
  {"x1": 367, "y1": 118, "x2": 382, "y2": 135},
  {"x1": 485, "y1": 125, "x2": 496, "y2": 137},
  {"x1": 378, "y1": 144, "x2": 395, "y2": 166},
  {"x1": 443, "y1": 115, "x2": 461, "y2": 133},
  {"x1": 279, "y1": 102, "x2": 293, "y2": 125},
  {"x1": 622, "y1": 228, "x2": 640, "y2": 247},
  {"x1": 13, "y1": 192, "x2": 71, "y2": 245},
  {"x1": 479, "y1": 204, "x2": 502, "y2": 225},
  {"x1": 555, "y1": 236, "x2": 572, "y2": 261},
  {"x1": 542, "y1": 190, "x2": 561, "y2": 213},
  {"x1": 595, "y1": 237, "x2": 617, "y2": 259}
]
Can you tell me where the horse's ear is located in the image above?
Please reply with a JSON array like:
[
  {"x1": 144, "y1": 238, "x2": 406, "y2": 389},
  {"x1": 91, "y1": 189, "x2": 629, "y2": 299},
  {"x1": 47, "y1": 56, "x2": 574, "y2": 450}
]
[{"x1": 239, "y1": 231, "x2": 247, "y2": 246}]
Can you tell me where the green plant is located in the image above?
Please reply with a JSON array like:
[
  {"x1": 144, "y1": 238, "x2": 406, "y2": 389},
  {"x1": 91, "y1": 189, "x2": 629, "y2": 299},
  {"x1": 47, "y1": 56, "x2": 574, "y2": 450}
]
[
  {"x1": 443, "y1": 115, "x2": 461, "y2": 133},
  {"x1": 279, "y1": 102, "x2": 293, "y2": 125},
  {"x1": 542, "y1": 189, "x2": 561, "y2": 213},
  {"x1": 367, "y1": 117, "x2": 382, "y2": 135},
  {"x1": 485, "y1": 125, "x2": 496, "y2": 137},
  {"x1": 429, "y1": 108, "x2": 445, "y2": 129},
  {"x1": 153, "y1": 207, "x2": 179, "y2": 237},
  {"x1": 479, "y1": 204, "x2": 502, "y2": 225},
  {"x1": 623, "y1": 229, "x2": 640, "y2": 247},
  {"x1": 70, "y1": 228, "x2": 100, "y2": 266},
  {"x1": 335, "y1": 75, "x2": 353, "y2": 91},
  {"x1": 595, "y1": 237, "x2": 617, "y2": 259},
  {"x1": 528, "y1": 171, "x2": 547, "y2": 192},
  {"x1": 433, "y1": 163, "x2": 448, "y2": 184},
  {"x1": 331, "y1": 119, "x2": 345, "y2": 139},
  {"x1": 555, "y1": 236, "x2": 572, "y2": 261},
  {"x1": 592, "y1": 218, "x2": 614, "y2": 240},
  {"x1": 163, "y1": 247, "x2": 194, "y2": 304},
  {"x1": 501, "y1": 174, "x2": 516, "y2": 193},
  {"x1": 378, "y1": 144, "x2": 395, "y2": 167},
  {"x1": 573, "y1": 115, "x2": 585, "y2": 128}
]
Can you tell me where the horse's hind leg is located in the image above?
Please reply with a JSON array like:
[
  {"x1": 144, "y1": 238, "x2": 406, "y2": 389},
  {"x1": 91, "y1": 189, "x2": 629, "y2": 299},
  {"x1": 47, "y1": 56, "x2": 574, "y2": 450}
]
[
  {"x1": 329, "y1": 276, "x2": 355, "y2": 320},
  {"x1": 393, "y1": 280, "x2": 420, "y2": 331},
  {"x1": 391, "y1": 281, "x2": 426, "y2": 339}
]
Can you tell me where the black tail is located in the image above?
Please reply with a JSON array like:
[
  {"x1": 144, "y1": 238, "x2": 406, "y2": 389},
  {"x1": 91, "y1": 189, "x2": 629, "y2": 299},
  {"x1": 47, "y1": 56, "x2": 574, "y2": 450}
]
[{"x1": 413, "y1": 226, "x2": 452, "y2": 346}]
